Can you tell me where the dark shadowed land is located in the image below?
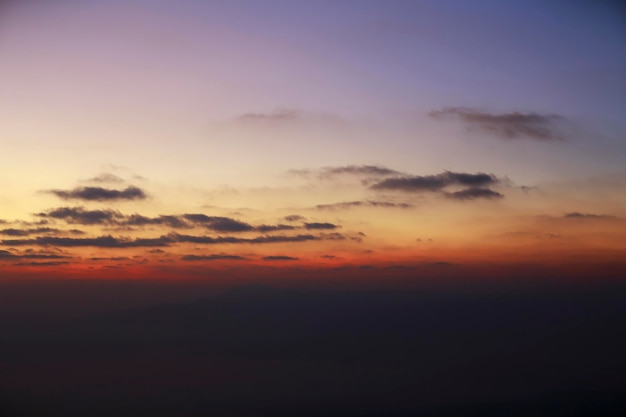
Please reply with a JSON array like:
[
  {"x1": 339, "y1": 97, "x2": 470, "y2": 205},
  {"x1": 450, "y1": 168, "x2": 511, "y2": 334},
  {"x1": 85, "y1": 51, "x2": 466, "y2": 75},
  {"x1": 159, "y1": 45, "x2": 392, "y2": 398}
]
[{"x1": 1, "y1": 278, "x2": 626, "y2": 417}]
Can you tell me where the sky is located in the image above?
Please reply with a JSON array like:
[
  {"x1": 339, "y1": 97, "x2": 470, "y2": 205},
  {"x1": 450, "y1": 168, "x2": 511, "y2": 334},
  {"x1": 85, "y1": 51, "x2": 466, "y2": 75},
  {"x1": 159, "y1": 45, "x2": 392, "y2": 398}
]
[
  {"x1": 2, "y1": 2, "x2": 626, "y2": 416},
  {"x1": 1, "y1": 0, "x2": 625, "y2": 281}
]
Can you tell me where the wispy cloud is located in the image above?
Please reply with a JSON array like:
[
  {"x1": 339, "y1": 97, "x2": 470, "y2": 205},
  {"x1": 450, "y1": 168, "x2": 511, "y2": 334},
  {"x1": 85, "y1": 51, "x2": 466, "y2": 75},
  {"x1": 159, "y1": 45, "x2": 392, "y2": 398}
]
[
  {"x1": 84, "y1": 173, "x2": 125, "y2": 184},
  {"x1": 563, "y1": 212, "x2": 615, "y2": 219},
  {"x1": 315, "y1": 200, "x2": 414, "y2": 210},
  {"x1": 429, "y1": 107, "x2": 565, "y2": 141},
  {"x1": 284, "y1": 215, "x2": 306, "y2": 222},
  {"x1": 238, "y1": 109, "x2": 298, "y2": 122},
  {"x1": 290, "y1": 165, "x2": 402, "y2": 180},
  {"x1": 181, "y1": 254, "x2": 247, "y2": 261}
]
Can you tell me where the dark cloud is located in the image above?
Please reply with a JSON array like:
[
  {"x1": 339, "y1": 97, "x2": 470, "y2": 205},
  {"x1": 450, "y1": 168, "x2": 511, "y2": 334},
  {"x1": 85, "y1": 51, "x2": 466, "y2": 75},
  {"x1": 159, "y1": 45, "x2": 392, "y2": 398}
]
[
  {"x1": 255, "y1": 224, "x2": 296, "y2": 233},
  {"x1": 284, "y1": 215, "x2": 306, "y2": 222},
  {"x1": 49, "y1": 186, "x2": 147, "y2": 201},
  {"x1": 37, "y1": 207, "x2": 123, "y2": 225},
  {"x1": 207, "y1": 218, "x2": 254, "y2": 232},
  {"x1": 1, "y1": 227, "x2": 55, "y2": 237},
  {"x1": 263, "y1": 256, "x2": 299, "y2": 261},
  {"x1": 319, "y1": 232, "x2": 346, "y2": 241},
  {"x1": 36, "y1": 210, "x2": 293, "y2": 233},
  {"x1": 182, "y1": 214, "x2": 254, "y2": 232},
  {"x1": 316, "y1": 200, "x2": 414, "y2": 210},
  {"x1": 0, "y1": 227, "x2": 85, "y2": 237},
  {"x1": 1, "y1": 235, "x2": 173, "y2": 248},
  {"x1": 181, "y1": 254, "x2": 247, "y2": 261},
  {"x1": 563, "y1": 212, "x2": 614, "y2": 219},
  {"x1": 304, "y1": 222, "x2": 339, "y2": 230},
  {"x1": 171, "y1": 233, "x2": 320, "y2": 245},
  {"x1": 249, "y1": 234, "x2": 319, "y2": 244},
  {"x1": 126, "y1": 214, "x2": 190, "y2": 229},
  {"x1": 239, "y1": 109, "x2": 298, "y2": 122},
  {"x1": 0, "y1": 249, "x2": 71, "y2": 260},
  {"x1": 445, "y1": 188, "x2": 504, "y2": 200},
  {"x1": 14, "y1": 261, "x2": 71, "y2": 266},
  {"x1": 429, "y1": 107, "x2": 565, "y2": 141},
  {"x1": 370, "y1": 171, "x2": 498, "y2": 192}
]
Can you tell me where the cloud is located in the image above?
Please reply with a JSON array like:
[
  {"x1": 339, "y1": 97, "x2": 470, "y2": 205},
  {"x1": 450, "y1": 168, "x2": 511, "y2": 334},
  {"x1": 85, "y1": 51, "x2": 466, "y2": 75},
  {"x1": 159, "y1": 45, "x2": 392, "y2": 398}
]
[
  {"x1": 370, "y1": 171, "x2": 498, "y2": 192},
  {"x1": 36, "y1": 209, "x2": 296, "y2": 233},
  {"x1": 238, "y1": 109, "x2": 298, "y2": 122},
  {"x1": 444, "y1": 188, "x2": 504, "y2": 200},
  {"x1": 14, "y1": 261, "x2": 71, "y2": 266},
  {"x1": 181, "y1": 254, "x2": 247, "y2": 261},
  {"x1": 319, "y1": 232, "x2": 346, "y2": 241},
  {"x1": 563, "y1": 212, "x2": 615, "y2": 219},
  {"x1": 37, "y1": 207, "x2": 124, "y2": 225},
  {"x1": 169, "y1": 233, "x2": 321, "y2": 245},
  {"x1": 126, "y1": 214, "x2": 190, "y2": 229},
  {"x1": 315, "y1": 200, "x2": 414, "y2": 210},
  {"x1": 0, "y1": 249, "x2": 71, "y2": 260},
  {"x1": 48, "y1": 186, "x2": 147, "y2": 201},
  {"x1": 290, "y1": 165, "x2": 402, "y2": 180},
  {"x1": 182, "y1": 214, "x2": 254, "y2": 232},
  {"x1": 304, "y1": 222, "x2": 340, "y2": 230},
  {"x1": 429, "y1": 107, "x2": 565, "y2": 141},
  {"x1": 284, "y1": 215, "x2": 306, "y2": 222},
  {"x1": 256, "y1": 224, "x2": 296, "y2": 232},
  {"x1": 0, "y1": 227, "x2": 66, "y2": 237},
  {"x1": 1, "y1": 235, "x2": 173, "y2": 248},
  {"x1": 84, "y1": 173, "x2": 125, "y2": 184},
  {"x1": 263, "y1": 256, "x2": 299, "y2": 261},
  {"x1": 319, "y1": 165, "x2": 402, "y2": 179}
]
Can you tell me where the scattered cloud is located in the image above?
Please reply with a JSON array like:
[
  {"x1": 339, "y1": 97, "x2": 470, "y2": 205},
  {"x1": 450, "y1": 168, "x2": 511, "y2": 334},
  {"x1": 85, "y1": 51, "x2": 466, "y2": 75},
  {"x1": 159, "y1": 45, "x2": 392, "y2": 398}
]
[
  {"x1": 1, "y1": 235, "x2": 173, "y2": 248},
  {"x1": 319, "y1": 232, "x2": 346, "y2": 241},
  {"x1": 315, "y1": 200, "x2": 414, "y2": 210},
  {"x1": 263, "y1": 255, "x2": 299, "y2": 261},
  {"x1": 429, "y1": 107, "x2": 565, "y2": 141},
  {"x1": 284, "y1": 215, "x2": 306, "y2": 222},
  {"x1": 35, "y1": 209, "x2": 304, "y2": 233},
  {"x1": 256, "y1": 224, "x2": 296, "y2": 232},
  {"x1": 290, "y1": 165, "x2": 402, "y2": 181},
  {"x1": 84, "y1": 173, "x2": 125, "y2": 184},
  {"x1": 181, "y1": 254, "x2": 247, "y2": 261},
  {"x1": 304, "y1": 222, "x2": 340, "y2": 230},
  {"x1": 563, "y1": 212, "x2": 615, "y2": 219},
  {"x1": 319, "y1": 165, "x2": 402, "y2": 179},
  {"x1": 0, "y1": 249, "x2": 71, "y2": 260},
  {"x1": 37, "y1": 207, "x2": 123, "y2": 225},
  {"x1": 14, "y1": 261, "x2": 71, "y2": 266},
  {"x1": 126, "y1": 214, "x2": 190, "y2": 229},
  {"x1": 444, "y1": 187, "x2": 504, "y2": 200},
  {"x1": 0, "y1": 227, "x2": 82, "y2": 237},
  {"x1": 370, "y1": 171, "x2": 498, "y2": 192},
  {"x1": 48, "y1": 186, "x2": 147, "y2": 201}
]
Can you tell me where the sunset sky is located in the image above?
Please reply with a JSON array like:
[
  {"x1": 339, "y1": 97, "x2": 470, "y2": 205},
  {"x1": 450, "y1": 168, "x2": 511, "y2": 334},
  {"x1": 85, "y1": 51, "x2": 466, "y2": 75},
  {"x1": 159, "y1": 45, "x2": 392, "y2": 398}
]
[{"x1": 1, "y1": 0, "x2": 625, "y2": 282}]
